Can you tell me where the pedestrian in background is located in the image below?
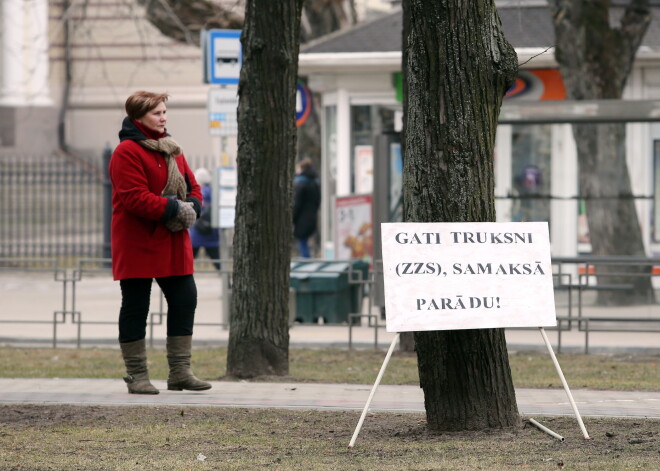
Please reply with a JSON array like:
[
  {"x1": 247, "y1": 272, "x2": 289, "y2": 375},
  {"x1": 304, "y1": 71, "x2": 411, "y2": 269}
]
[
  {"x1": 293, "y1": 157, "x2": 321, "y2": 258},
  {"x1": 109, "y1": 90, "x2": 212, "y2": 395},
  {"x1": 190, "y1": 167, "x2": 221, "y2": 272}
]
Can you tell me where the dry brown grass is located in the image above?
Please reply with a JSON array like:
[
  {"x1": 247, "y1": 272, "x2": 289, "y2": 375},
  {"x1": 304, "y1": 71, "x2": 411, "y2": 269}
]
[{"x1": 1, "y1": 405, "x2": 658, "y2": 470}]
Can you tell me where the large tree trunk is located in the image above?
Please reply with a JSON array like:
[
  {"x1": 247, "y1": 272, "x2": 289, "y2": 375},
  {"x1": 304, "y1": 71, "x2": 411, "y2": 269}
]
[
  {"x1": 226, "y1": 0, "x2": 304, "y2": 378},
  {"x1": 138, "y1": 0, "x2": 356, "y2": 376},
  {"x1": 550, "y1": 0, "x2": 654, "y2": 305},
  {"x1": 402, "y1": 0, "x2": 520, "y2": 430}
]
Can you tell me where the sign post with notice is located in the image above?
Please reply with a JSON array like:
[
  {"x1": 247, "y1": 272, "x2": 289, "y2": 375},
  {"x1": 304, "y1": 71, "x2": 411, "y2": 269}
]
[
  {"x1": 381, "y1": 222, "x2": 556, "y2": 332},
  {"x1": 348, "y1": 221, "x2": 589, "y2": 448}
]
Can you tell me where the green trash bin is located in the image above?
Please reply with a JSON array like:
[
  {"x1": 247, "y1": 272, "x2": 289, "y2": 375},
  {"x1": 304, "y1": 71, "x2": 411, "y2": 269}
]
[
  {"x1": 348, "y1": 259, "x2": 370, "y2": 315},
  {"x1": 290, "y1": 261, "x2": 352, "y2": 323}
]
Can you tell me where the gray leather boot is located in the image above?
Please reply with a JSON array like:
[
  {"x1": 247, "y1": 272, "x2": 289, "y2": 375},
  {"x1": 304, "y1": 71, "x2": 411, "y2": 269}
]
[
  {"x1": 120, "y1": 339, "x2": 159, "y2": 395},
  {"x1": 166, "y1": 335, "x2": 212, "y2": 391}
]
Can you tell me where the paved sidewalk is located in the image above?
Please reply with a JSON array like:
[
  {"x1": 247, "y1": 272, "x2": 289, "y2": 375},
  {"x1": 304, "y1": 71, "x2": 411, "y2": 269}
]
[
  {"x1": 2, "y1": 270, "x2": 660, "y2": 353},
  {"x1": 2, "y1": 270, "x2": 660, "y2": 423},
  {"x1": 1, "y1": 378, "x2": 659, "y2": 420}
]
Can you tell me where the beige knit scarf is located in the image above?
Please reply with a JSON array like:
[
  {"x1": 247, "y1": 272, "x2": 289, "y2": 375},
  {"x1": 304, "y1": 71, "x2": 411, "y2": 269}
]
[{"x1": 139, "y1": 136, "x2": 187, "y2": 200}]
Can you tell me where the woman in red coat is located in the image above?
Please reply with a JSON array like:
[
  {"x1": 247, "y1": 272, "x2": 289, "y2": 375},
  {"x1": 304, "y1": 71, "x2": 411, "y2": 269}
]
[{"x1": 109, "y1": 90, "x2": 211, "y2": 394}]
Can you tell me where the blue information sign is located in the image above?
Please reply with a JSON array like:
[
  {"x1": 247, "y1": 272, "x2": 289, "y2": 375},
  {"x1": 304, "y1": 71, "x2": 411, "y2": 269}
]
[{"x1": 204, "y1": 29, "x2": 242, "y2": 85}]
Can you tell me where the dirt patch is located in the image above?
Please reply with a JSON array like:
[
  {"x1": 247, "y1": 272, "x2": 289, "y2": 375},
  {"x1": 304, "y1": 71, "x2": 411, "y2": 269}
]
[{"x1": 1, "y1": 404, "x2": 658, "y2": 471}]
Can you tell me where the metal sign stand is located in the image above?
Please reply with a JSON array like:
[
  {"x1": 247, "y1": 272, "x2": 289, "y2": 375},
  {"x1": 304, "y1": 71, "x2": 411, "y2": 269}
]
[
  {"x1": 537, "y1": 327, "x2": 590, "y2": 440},
  {"x1": 348, "y1": 333, "x2": 399, "y2": 448},
  {"x1": 348, "y1": 328, "x2": 590, "y2": 448}
]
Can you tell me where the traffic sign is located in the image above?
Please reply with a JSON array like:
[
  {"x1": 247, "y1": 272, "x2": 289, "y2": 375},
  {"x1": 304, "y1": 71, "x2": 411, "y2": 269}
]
[
  {"x1": 203, "y1": 29, "x2": 242, "y2": 85},
  {"x1": 296, "y1": 82, "x2": 312, "y2": 126}
]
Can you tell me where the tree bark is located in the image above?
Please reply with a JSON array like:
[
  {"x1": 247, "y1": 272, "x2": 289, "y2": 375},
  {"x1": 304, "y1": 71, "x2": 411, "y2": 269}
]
[
  {"x1": 402, "y1": 0, "x2": 520, "y2": 430},
  {"x1": 398, "y1": 332, "x2": 415, "y2": 352},
  {"x1": 226, "y1": 0, "x2": 304, "y2": 378},
  {"x1": 549, "y1": 0, "x2": 654, "y2": 304}
]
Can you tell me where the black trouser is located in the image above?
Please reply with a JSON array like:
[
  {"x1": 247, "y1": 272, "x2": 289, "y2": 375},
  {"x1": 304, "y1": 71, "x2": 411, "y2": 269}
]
[
  {"x1": 192, "y1": 246, "x2": 221, "y2": 271},
  {"x1": 118, "y1": 275, "x2": 197, "y2": 343}
]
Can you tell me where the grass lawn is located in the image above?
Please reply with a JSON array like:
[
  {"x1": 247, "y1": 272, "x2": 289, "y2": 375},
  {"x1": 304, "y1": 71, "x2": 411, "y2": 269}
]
[
  {"x1": 0, "y1": 347, "x2": 659, "y2": 391},
  {"x1": 1, "y1": 347, "x2": 658, "y2": 470}
]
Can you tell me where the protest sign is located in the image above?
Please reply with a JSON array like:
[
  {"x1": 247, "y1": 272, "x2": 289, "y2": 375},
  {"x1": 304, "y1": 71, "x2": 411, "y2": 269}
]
[
  {"x1": 350, "y1": 223, "x2": 588, "y2": 448},
  {"x1": 381, "y1": 221, "x2": 556, "y2": 332}
]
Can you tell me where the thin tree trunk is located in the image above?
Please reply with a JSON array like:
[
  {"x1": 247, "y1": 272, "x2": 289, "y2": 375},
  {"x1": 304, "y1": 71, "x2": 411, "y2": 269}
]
[
  {"x1": 226, "y1": 0, "x2": 304, "y2": 378},
  {"x1": 550, "y1": 0, "x2": 654, "y2": 305},
  {"x1": 574, "y1": 122, "x2": 655, "y2": 304},
  {"x1": 402, "y1": 0, "x2": 520, "y2": 430}
]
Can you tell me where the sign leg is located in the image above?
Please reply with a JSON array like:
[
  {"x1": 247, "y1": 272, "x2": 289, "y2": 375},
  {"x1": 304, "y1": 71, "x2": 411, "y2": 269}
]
[
  {"x1": 348, "y1": 333, "x2": 400, "y2": 448},
  {"x1": 539, "y1": 327, "x2": 590, "y2": 440}
]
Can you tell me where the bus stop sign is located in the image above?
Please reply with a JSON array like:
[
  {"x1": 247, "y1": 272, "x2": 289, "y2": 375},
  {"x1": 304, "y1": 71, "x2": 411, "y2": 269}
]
[{"x1": 203, "y1": 29, "x2": 241, "y2": 85}]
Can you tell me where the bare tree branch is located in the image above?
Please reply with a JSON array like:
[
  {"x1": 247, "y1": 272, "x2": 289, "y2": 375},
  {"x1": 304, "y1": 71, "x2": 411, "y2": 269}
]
[
  {"x1": 136, "y1": 0, "x2": 244, "y2": 46},
  {"x1": 137, "y1": 0, "x2": 356, "y2": 46}
]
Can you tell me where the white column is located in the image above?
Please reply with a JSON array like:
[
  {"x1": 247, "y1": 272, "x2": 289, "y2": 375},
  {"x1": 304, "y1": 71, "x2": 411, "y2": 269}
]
[
  {"x1": 494, "y1": 125, "x2": 513, "y2": 222},
  {"x1": 336, "y1": 88, "x2": 351, "y2": 196},
  {"x1": 551, "y1": 124, "x2": 578, "y2": 257},
  {"x1": 1, "y1": 0, "x2": 28, "y2": 106},
  {"x1": 26, "y1": 0, "x2": 52, "y2": 105}
]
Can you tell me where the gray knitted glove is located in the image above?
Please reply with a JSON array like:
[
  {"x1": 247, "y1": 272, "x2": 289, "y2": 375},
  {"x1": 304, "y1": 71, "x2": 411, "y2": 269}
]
[{"x1": 165, "y1": 201, "x2": 197, "y2": 232}]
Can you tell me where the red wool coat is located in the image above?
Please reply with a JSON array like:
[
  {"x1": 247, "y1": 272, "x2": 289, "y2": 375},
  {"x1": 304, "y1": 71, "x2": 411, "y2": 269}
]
[{"x1": 109, "y1": 136, "x2": 201, "y2": 280}]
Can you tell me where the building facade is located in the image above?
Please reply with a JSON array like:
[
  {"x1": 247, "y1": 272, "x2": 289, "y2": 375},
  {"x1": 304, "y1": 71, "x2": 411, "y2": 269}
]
[
  {"x1": 299, "y1": 3, "x2": 660, "y2": 260},
  {"x1": 3, "y1": 1, "x2": 660, "y2": 261}
]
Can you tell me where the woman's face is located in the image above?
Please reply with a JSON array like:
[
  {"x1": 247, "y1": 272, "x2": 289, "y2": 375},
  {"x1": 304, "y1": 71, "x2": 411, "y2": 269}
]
[{"x1": 136, "y1": 101, "x2": 167, "y2": 133}]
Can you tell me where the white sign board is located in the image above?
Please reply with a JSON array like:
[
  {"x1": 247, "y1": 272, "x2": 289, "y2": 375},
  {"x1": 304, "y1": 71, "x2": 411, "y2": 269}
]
[
  {"x1": 218, "y1": 207, "x2": 235, "y2": 228},
  {"x1": 205, "y1": 29, "x2": 242, "y2": 85},
  {"x1": 381, "y1": 222, "x2": 556, "y2": 332},
  {"x1": 211, "y1": 166, "x2": 238, "y2": 229},
  {"x1": 208, "y1": 88, "x2": 238, "y2": 137}
]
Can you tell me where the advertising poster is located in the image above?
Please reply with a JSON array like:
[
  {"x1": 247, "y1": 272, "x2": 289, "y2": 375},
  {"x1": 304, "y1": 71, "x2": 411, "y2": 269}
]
[{"x1": 335, "y1": 194, "x2": 373, "y2": 264}]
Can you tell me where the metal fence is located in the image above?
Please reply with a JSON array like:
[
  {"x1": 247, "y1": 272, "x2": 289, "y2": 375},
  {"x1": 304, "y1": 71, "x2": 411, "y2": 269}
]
[
  {"x1": 1, "y1": 255, "x2": 658, "y2": 352},
  {"x1": 0, "y1": 154, "x2": 105, "y2": 262},
  {"x1": 0, "y1": 153, "x2": 219, "y2": 266},
  {"x1": 1, "y1": 153, "x2": 659, "y2": 352}
]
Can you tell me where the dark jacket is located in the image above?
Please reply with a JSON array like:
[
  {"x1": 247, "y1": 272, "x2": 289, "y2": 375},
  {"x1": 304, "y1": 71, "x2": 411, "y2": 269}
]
[{"x1": 293, "y1": 167, "x2": 321, "y2": 239}]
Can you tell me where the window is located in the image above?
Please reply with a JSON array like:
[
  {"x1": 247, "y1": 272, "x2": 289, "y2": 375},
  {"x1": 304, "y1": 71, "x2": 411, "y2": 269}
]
[
  {"x1": 510, "y1": 124, "x2": 552, "y2": 224},
  {"x1": 350, "y1": 105, "x2": 396, "y2": 194},
  {"x1": 653, "y1": 140, "x2": 660, "y2": 242}
]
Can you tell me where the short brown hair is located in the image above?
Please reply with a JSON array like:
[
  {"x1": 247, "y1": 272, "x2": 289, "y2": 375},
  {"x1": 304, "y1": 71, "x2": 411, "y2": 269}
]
[
  {"x1": 125, "y1": 91, "x2": 169, "y2": 120},
  {"x1": 299, "y1": 157, "x2": 313, "y2": 171}
]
